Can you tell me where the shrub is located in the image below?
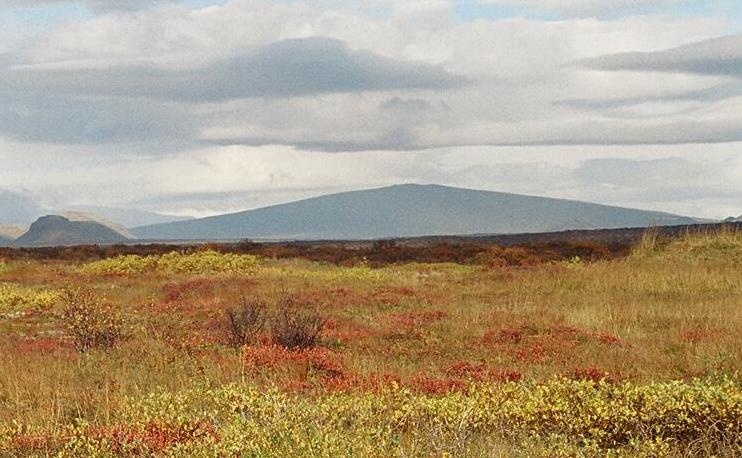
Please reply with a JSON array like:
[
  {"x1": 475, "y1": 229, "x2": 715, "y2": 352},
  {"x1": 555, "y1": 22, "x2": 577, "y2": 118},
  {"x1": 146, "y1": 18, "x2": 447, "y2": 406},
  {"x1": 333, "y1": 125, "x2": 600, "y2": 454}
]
[
  {"x1": 475, "y1": 246, "x2": 542, "y2": 268},
  {"x1": 270, "y1": 294, "x2": 326, "y2": 349},
  {"x1": 223, "y1": 297, "x2": 266, "y2": 348},
  {"x1": 0, "y1": 283, "x2": 60, "y2": 313},
  {"x1": 80, "y1": 250, "x2": 260, "y2": 275},
  {"x1": 243, "y1": 345, "x2": 344, "y2": 377},
  {"x1": 60, "y1": 288, "x2": 127, "y2": 352}
]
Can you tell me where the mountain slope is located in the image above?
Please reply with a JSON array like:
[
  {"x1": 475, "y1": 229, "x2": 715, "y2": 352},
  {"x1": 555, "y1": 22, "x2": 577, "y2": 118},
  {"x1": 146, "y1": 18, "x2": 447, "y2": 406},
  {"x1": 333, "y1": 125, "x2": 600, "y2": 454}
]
[
  {"x1": 60, "y1": 211, "x2": 136, "y2": 239},
  {"x1": 67, "y1": 206, "x2": 194, "y2": 228},
  {"x1": 13, "y1": 215, "x2": 130, "y2": 247},
  {"x1": 133, "y1": 184, "x2": 698, "y2": 241}
]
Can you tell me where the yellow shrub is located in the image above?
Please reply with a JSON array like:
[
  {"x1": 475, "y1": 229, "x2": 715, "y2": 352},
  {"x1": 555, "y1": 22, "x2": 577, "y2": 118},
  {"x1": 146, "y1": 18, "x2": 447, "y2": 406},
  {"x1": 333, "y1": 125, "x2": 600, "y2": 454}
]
[
  {"x1": 80, "y1": 250, "x2": 260, "y2": 275},
  {"x1": 12, "y1": 377, "x2": 738, "y2": 456},
  {"x1": 0, "y1": 283, "x2": 60, "y2": 312},
  {"x1": 634, "y1": 227, "x2": 742, "y2": 263}
]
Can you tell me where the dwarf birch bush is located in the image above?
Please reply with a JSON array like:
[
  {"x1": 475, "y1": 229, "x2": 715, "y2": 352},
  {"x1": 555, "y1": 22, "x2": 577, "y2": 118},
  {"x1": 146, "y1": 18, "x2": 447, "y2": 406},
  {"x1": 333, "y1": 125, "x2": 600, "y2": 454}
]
[
  {"x1": 80, "y1": 250, "x2": 260, "y2": 275},
  {"x1": 9, "y1": 376, "x2": 739, "y2": 456},
  {"x1": 0, "y1": 283, "x2": 60, "y2": 312},
  {"x1": 60, "y1": 288, "x2": 127, "y2": 352}
]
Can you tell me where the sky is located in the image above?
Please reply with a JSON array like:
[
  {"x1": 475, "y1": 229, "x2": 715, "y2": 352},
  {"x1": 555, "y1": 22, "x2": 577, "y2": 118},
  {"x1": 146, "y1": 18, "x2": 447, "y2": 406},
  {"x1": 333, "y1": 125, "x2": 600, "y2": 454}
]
[{"x1": 1, "y1": 0, "x2": 742, "y2": 223}]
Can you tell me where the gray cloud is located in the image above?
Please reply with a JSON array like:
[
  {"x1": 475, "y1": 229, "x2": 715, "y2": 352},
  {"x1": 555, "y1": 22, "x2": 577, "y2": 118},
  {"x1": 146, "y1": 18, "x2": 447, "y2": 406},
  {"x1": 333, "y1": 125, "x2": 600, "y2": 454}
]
[
  {"x1": 483, "y1": 0, "x2": 682, "y2": 17},
  {"x1": 0, "y1": 188, "x2": 43, "y2": 225},
  {"x1": 1, "y1": 37, "x2": 466, "y2": 102},
  {"x1": 516, "y1": 119, "x2": 742, "y2": 146},
  {"x1": 577, "y1": 33, "x2": 742, "y2": 77},
  {"x1": 575, "y1": 157, "x2": 701, "y2": 186},
  {"x1": 1, "y1": 0, "x2": 741, "y2": 222},
  {"x1": 0, "y1": 0, "x2": 181, "y2": 12},
  {"x1": 209, "y1": 132, "x2": 423, "y2": 153},
  {"x1": 0, "y1": 93, "x2": 197, "y2": 144},
  {"x1": 380, "y1": 97, "x2": 435, "y2": 113},
  {"x1": 570, "y1": 157, "x2": 742, "y2": 213},
  {"x1": 557, "y1": 83, "x2": 742, "y2": 112}
]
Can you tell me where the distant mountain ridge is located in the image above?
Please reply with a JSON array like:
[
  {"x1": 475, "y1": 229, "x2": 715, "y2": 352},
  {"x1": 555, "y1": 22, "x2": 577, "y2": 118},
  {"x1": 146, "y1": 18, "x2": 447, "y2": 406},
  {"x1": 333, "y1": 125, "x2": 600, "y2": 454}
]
[
  {"x1": 13, "y1": 215, "x2": 130, "y2": 247},
  {"x1": 133, "y1": 184, "x2": 699, "y2": 241},
  {"x1": 0, "y1": 204, "x2": 192, "y2": 229},
  {"x1": 60, "y1": 211, "x2": 136, "y2": 239},
  {"x1": 67, "y1": 206, "x2": 194, "y2": 228}
]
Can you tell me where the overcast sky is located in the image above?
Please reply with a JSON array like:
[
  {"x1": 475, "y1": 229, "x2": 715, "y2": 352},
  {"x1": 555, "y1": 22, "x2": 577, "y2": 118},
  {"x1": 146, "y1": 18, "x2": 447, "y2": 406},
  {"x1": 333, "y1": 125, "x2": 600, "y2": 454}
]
[{"x1": 1, "y1": 0, "x2": 741, "y2": 222}]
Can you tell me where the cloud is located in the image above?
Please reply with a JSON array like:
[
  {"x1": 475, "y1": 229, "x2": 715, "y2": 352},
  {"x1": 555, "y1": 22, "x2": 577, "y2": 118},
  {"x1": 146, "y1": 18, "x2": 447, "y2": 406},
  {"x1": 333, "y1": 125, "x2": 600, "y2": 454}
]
[
  {"x1": 0, "y1": 93, "x2": 197, "y2": 144},
  {"x1": 576, "y1": 157, "x2": 702, "y2": 186},
  {"x1": 569, "y1": 156, "x2": 742, "y2": 217},
  {"x1": 0, "y1": 0, "x2": 726, "y2": 150},
  {"x1": 557, "y1": 83, "x2": 742, "y2": 112},
  {"x1": 1, "y1": 0, "x2": 741, "y2": 223},
  {"x1": 0, "y1": 0, "x2": 181, "y2": 12},
  {"x1": 202, "y1": 93, "x2": 457, "y2": 152},
  {"x1": 0, "y1": 188, "x2": 43, "y2": 225},
  {"x1": 483, "y1": 0, "x2": 683, "y2": 17},
  {"x1": 577, "y1": 33, "x2": 742, "y2": 77},
  {"x1": 1, "y1": 37, "x2": 465, "y2": 102}
]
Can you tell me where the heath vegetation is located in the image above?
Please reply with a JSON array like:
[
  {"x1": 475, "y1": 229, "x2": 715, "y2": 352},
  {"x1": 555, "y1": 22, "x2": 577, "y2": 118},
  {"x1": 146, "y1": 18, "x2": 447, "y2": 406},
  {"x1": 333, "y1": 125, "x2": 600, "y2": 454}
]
[{"x1": 0, "y1": 228, "x2": 740, "y2": 456}]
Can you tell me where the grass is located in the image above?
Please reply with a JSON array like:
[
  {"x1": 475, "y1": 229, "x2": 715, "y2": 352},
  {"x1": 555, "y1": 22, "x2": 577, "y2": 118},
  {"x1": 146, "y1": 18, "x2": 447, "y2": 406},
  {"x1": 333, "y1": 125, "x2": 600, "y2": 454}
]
[{"x1": 0, "y1": 229, "x2": 740, "y2": 456}]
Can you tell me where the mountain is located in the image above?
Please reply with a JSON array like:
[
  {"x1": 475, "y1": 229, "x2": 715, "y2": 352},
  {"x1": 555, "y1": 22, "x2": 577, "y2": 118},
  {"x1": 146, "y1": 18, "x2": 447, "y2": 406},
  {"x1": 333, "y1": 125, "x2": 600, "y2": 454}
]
[
  {"x1": 724, "y1": 215, "x2": 742, "y2": 223},
  {"x1": 67, "y1": 206, "x2": 194, "y2": 228},
  {"x1": 13, "y1": 215, "x2": 131, "y2": 247},
  {"x1": 133, "y1": 184, "x2": 699, "y2": 241},
  {"x1": 60, "y1": 211, "x2": 136, "y2": 239}
]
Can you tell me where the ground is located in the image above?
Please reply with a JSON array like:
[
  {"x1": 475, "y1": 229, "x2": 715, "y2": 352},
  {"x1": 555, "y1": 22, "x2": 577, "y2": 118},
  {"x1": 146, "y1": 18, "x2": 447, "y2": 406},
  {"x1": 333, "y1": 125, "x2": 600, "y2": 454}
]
[{"x1": 0, "y1": 229, "x2": 740, "y2": 456}]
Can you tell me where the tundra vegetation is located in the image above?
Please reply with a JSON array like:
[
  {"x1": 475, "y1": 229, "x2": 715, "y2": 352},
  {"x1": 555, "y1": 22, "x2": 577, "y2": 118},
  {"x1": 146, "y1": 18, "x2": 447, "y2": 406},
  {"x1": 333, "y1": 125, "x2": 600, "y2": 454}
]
[{"x1": 0, "y1": 229, "x2": 740, "y2": 456}]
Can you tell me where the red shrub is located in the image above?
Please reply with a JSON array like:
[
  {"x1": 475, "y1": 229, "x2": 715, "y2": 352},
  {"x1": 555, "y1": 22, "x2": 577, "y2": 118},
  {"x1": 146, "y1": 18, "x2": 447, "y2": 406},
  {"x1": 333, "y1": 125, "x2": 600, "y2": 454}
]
[
  {"x1": 320, "y1": 318, "x2": 376, "y2": 341},
  {"x1": 681, "y1": 329, "x2": 707, "y2": 344},
  {"x1": 89, "y1": 420, "x2": 218, "y2": 454},
  {"x1": 242, "y1": 345, "x2": 345, "y2": 377},
  {"x1": 595, "y1": 332, "x2": 627, "y2": 347},
  {"x1": 446, "y1": 360, "x2": 487, "y2": 377},
  {"x1": 446, "y1": 361, "x2": 522, "y2": 383},
  {"x1": 482, "y1": 328, "x2": 523, "y2": 344},
  {"x1": 488, "y1": 369, "x2": 523, "y2": 382},
  {"x1": 385, "y1": 310, "x2": 447, "y2": 328},
  {"x1": 678, "y1": 327, "x2": 728, "y2": 345},
  {"x1": 409, "y1": 374, "x2": 466, "y2": 395},
  {"x1": 11, "y1": 434, "x2": 58, "y2": 453},
  {"x1": 11, "y1": 337, "x2": 73, "y2": 355}
]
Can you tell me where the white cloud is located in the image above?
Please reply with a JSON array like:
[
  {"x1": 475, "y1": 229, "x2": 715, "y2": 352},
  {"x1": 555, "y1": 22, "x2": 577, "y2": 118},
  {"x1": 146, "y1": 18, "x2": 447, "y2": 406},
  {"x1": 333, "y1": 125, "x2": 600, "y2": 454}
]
[
  {"x1": 0, "y1": 0, "x2": 740, "y2": 219},
  {"x1": 482, "y1": 0, "x2": 683, "y2": 17},
  {"x1": 2, "y1": 137, "x2": 740, "y2": 219},
  {"x1": 0, "y1": 0, "x2": 181, "y2": 12}
]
